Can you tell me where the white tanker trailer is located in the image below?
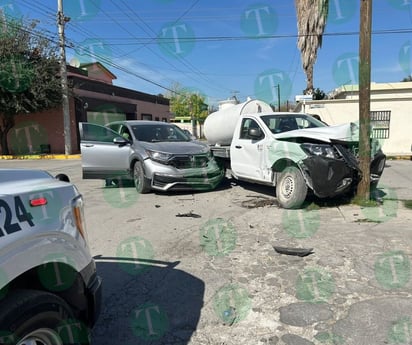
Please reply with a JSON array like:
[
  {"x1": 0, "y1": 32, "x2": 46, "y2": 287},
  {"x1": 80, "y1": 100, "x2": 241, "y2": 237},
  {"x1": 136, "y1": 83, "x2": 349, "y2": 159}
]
[
  {"x1": 204, "y1": 98, "x2": 273, "y2": 146},
  {"x1": 203, "y1": 98, "x2": 386, "y2": 209}
]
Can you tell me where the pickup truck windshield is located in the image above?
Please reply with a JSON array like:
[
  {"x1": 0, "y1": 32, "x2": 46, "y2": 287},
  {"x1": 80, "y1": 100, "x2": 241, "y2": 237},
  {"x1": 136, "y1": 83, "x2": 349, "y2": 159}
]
[
  {"x1": 261, "y1": 114, "x2": 327, "y2": 134},
  {"x1": 131, "y1": 124, "x2": 190, "y2": 142}
]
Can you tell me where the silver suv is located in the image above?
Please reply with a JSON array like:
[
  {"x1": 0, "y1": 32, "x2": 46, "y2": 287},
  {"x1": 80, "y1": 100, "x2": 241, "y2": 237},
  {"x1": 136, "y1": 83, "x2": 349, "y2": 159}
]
[{"x1": 79, "y1": 121, "x2": 223, "y2": 193}]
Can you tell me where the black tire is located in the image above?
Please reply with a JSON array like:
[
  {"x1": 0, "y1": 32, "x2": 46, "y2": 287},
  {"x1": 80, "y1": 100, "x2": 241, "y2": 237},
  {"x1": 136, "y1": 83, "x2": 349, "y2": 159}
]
[
  {"x1": 133, "y1": 161, "x2": 151, "y2": 194},
  {"x1": 0, "y1": 289, "x2": 90, "y2": 345},
  {"x1": 276, "y1": 166, "x2": 308, "y2": 209}
]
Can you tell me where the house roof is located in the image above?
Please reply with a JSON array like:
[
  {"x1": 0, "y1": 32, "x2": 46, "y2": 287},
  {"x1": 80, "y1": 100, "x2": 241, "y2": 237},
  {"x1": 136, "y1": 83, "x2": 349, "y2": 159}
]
[
  {"x1": 330, "y1": 81, "x2": 412, "y2": 98},
  {"x1": 80, "y1": 62, "x2": 117, "y2": 81}
]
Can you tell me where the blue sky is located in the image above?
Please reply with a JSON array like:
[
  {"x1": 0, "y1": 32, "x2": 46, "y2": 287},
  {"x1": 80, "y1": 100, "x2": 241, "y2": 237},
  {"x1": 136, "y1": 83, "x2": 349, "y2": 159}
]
[{"x1": 2, "y1": 0, "x2": 412, "y2": 106}]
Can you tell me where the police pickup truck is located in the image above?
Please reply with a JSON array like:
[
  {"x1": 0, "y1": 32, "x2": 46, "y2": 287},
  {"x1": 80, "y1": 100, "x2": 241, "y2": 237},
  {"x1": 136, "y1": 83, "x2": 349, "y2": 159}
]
[{"x1": 0, "y1": 169, "x2": 101, "y2": 345}]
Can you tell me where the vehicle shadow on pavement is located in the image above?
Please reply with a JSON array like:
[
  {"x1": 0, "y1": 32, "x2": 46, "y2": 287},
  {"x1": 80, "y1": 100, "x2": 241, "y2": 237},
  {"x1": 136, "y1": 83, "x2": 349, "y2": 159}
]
[{"x1": 92, "y1": 257, "x2": 204, "y2": 345}]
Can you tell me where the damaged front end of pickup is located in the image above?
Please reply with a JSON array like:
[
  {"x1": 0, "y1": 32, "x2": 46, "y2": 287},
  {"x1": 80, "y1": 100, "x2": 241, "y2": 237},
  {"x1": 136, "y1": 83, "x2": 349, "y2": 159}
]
[{"x1": 299, "y1": 141, "x2": 386, "y2": 199}]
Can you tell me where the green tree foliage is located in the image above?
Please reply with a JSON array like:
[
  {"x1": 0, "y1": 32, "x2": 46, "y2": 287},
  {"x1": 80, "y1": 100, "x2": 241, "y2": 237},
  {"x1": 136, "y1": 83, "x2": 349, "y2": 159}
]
[
  {"x1": 0, "y1": 18, "x2": 62, "y2": 154},
  {"x1": 313, "y1": 87, "x2": 326, "y2": 100},
  {"x1": 167, "y1": 84, "x2": 209, "y2": 122},
  {"x1": 401, "y1": 75, "x2": 412, "y2": 82}
]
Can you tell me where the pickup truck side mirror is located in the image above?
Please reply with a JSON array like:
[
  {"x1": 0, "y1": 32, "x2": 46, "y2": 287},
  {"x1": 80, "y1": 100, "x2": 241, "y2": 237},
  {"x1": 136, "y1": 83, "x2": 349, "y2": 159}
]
[
  {"x1": 248, "y1": 127, "x2": 263, "y2": 140},
  {"x1": 113, "y1": 137, "x2": 130, "y2": 146}
]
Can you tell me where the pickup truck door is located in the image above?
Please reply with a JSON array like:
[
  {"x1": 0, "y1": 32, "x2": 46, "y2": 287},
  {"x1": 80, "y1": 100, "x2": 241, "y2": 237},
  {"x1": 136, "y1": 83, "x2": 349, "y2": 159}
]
[
  {"x1": 79, "y1": 123, "x2": 131, "y2": 179},
  {"x1": 230, "y1": 118, "x2": 272, "y2": 183}
]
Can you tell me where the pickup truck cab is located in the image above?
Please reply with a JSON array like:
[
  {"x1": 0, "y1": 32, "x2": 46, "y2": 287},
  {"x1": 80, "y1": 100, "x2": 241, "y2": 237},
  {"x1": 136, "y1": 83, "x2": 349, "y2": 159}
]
[
  {"x1": 0, "y1": 169, "x2": 101, "y2": 344},
  {"x1": 207, "y1": 111, "x2": 386, "y2": 209}
]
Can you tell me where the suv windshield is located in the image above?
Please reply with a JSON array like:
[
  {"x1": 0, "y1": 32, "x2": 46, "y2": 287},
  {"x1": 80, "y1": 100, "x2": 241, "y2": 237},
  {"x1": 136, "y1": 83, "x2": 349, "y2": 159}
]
[
  {"x1": 261, "y1": 114, "x2": 327, "y2": 134},
  {"x1": 131, "y1": 124, "x2": 190, "y2": 142}
]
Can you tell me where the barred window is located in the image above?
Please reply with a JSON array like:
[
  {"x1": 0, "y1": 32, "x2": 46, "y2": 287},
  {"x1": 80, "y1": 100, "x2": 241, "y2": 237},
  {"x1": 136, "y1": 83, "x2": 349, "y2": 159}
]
[{"x1": 370, "y1": 111, "x2": 390, "y2": 139}]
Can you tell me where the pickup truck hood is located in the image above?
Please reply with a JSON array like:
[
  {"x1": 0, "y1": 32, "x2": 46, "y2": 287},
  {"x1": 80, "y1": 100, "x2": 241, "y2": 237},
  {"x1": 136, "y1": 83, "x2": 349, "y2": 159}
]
[
  {"x1": 274, "y1": 122, "x2": 359, "y2": 143},
  {"x1": 139, "y1": 140, "x2": 210, "y2": 155}
]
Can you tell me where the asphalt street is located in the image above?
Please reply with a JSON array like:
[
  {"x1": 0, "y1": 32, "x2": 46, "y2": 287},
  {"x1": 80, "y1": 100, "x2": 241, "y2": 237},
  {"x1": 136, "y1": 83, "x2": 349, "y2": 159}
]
[{"x1": 1, "y1": 158, "x2": 411, "y2": 345}]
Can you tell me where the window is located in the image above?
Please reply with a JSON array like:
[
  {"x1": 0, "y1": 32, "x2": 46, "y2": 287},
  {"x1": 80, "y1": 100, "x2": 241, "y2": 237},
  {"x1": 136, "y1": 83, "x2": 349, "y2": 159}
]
[
  {"x1": 83, "y1": 124, "x2": 121, "y2": 143},
  {"x1": 239, "y1": 118, "x2": 264, "y2": 140},
  {"x1": 370, "y1": 110, "x2": 391, "y2": 139},
  {"x1": 142, "y1": 113, "x2": 152, "y2": 120}
]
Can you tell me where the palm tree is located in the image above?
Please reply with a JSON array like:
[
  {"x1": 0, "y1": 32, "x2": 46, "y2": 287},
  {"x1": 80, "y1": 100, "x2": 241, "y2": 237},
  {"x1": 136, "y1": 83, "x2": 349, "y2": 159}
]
[{"x1": 295, "y1": 0, "x2": 329, "y2": 95}]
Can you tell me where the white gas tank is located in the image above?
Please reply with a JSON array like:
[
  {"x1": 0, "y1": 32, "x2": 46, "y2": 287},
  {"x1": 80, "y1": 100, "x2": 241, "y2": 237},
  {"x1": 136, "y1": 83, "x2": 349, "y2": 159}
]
[{"x1": 204, "y1": 99, "x2": 272, "y2": 146}]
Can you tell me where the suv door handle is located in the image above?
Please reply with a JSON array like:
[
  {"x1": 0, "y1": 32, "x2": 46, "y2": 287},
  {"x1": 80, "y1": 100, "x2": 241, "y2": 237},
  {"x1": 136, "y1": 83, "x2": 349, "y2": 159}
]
[
  {"x1": 235, "y1": 145, "x2": 242, "y2": 149},
  {"x1": 83, "y1": 144, "x2": 94, "y2": 147}
]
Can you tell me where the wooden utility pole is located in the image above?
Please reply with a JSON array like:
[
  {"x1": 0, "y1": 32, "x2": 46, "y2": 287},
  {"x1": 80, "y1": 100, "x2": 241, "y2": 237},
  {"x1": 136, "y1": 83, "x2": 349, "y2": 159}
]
[
  {"x1": 57, "y1": 0, "x2": 71, "y2": 155},
  {"x1": 357, "y1": 0, "x2": 372, "y2": 200}
]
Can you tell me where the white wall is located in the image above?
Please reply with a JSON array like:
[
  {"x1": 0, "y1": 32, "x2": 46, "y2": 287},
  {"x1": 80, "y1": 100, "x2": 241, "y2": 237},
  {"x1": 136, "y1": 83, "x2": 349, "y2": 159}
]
[{"x1": 302, "y1": 98, "x2": 412, "y2": 156}]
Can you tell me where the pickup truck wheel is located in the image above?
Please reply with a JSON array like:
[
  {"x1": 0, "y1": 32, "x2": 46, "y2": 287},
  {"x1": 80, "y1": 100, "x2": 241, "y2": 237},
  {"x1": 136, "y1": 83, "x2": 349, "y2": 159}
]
[
  {"x1": 276, "y1": 166, "x2": 308, "y2": 209},
  {"x1": 133, "y1": 161, "x2": 151, "y2": 194},
  {"x1": 0, "y1": 289, "x2": 90, "y2": 345}
]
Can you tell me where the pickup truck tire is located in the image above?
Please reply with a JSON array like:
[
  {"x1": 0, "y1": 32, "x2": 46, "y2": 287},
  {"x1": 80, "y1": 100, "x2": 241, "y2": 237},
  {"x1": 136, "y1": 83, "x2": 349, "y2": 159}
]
[
  {"x1": 0, "y1": 289, "x2": 90, "y2": 345},
  {"x1": 276, "y1": 166, "x2": 308, "y2": 209},
  {"x1": 133, "y1": 161, "x2": 151, "y2": 194}
]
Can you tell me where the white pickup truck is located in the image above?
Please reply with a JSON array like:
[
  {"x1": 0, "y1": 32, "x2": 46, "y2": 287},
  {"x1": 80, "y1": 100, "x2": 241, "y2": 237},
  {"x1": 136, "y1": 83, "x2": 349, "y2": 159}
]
[
  {"x1": 204, "y1": 99, "x2": 386, "y2": 209},
  {"x1": 0, "y1": 168, "x2": 101, "y2": 344}
]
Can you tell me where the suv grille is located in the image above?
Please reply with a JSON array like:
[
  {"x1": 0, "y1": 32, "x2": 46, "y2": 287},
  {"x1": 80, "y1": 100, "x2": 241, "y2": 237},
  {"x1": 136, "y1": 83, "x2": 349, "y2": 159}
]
[{"x1": 169, "y1": 155, "x2": 209, "y2": 169}]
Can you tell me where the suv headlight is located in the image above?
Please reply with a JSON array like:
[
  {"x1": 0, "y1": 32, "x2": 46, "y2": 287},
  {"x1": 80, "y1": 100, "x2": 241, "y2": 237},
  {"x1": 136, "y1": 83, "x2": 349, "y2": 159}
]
[
  {"x1": 301, "y1": 143, "x2": 339, "y2": 159},
  {"x1": 146, "y1": 150, "x2": 172, "y2": 164}
]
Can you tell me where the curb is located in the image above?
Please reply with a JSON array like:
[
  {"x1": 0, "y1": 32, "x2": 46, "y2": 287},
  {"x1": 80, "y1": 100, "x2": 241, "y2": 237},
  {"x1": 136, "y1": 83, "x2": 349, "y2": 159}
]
[{"x1": 0, "y1": 154, "x2": 81, "y2": 160}]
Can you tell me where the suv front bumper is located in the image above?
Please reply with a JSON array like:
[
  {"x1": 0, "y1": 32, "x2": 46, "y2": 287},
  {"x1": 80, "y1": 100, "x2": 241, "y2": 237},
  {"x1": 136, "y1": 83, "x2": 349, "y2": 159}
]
[{"x1": 144, "y1": 158, "x2": 224, "y2": 191}]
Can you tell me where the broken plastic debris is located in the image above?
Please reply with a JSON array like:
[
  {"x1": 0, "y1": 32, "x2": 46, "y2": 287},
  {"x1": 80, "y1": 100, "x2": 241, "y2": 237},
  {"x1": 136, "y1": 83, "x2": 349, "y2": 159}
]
[
  {"x1": 176, "y1": 211, "x2": 201, "y2": 218},
  {"x1": 273, "y1": 246, "x2": 314, "y2": 257}
]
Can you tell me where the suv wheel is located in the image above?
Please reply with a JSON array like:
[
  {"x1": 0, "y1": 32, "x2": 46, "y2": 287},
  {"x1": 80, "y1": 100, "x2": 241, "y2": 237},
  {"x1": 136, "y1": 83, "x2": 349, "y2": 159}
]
[{"x1": 133, "y1": 161, "x2": 151, "y2": 194}]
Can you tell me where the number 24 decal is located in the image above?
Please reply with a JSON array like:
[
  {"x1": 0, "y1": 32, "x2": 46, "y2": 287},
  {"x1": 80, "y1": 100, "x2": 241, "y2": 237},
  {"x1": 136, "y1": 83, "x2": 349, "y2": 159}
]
[{"x1": 0, "y1": 197, "x2": 34, "y2": 236}]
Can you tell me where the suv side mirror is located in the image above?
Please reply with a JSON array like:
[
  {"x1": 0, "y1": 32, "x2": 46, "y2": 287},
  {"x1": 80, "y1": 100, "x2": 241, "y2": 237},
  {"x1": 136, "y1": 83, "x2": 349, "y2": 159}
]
[{"x1": 113, "y1": 137, "x2": 130, "y2": 146}]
